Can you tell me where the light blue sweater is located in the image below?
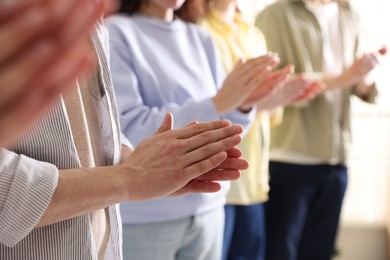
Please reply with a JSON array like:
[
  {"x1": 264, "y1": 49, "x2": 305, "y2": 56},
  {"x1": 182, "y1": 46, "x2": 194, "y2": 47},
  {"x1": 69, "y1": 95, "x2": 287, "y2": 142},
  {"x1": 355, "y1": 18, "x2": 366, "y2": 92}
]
[{"x1": 106, "y1": 14, "x2": 255, "y2": 224}]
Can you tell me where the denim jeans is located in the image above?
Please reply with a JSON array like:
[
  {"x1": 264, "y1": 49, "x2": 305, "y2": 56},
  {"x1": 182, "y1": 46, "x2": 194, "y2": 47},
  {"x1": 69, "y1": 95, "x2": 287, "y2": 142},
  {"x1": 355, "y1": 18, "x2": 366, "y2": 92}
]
[
  {"x1": 223, "y1": 203, "x2": 266, "y2": 260},
  {"x1": 265, "y1": 162, "x2": 348, "y2": 260}
]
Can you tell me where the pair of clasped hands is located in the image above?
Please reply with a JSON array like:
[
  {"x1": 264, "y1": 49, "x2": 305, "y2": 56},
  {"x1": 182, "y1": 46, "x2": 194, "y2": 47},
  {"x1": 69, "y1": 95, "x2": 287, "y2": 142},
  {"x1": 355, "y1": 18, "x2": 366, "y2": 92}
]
[
  {"x1": 0, "y1": 0, "x2": 119, "y2": 143},
  {"x1": 215, "y1": 46, "x2": 387, "y2": 116},
  {"x1": 212, "y1": 52, "x2": 325, "y2": 116}
]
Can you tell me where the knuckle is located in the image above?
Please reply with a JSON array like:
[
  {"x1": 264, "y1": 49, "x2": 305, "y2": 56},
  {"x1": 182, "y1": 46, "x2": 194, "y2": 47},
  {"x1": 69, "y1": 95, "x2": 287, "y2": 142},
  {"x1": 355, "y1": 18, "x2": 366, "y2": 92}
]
[
  {"x1": 193, "y1": 123, "x2": 203, "y2": 131},
  {"x1": 183, "y1": 138, "x2": 194, "y2": 148},
  {"x1": 195, "y1": 161, "x2": 207, "y2": 173},
  {"x1": 199, "y1": 131, "x2": 213, "y2": 143},
  {"x1": 163, "y1": 130, "x2": 176, "y2": 139},
  {"x1": 164, "y1": 142, "x2": 182, "y2": 155},
  {"x1": 224, "y1": 136, "x2": 235, "y2": 147},
  {"x1": 188, "y1": 123, "x2": 203, "y2": 134},
  {"x1": 200, "y1": 144, "x2": 212, "y2": 156}
]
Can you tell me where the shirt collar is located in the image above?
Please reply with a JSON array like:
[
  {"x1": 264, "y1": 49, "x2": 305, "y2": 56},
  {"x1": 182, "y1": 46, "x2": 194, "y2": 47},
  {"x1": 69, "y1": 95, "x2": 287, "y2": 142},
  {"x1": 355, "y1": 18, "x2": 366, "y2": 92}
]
[{"x1": 205, "y1": 9, "x2": 250, "y2": 34}]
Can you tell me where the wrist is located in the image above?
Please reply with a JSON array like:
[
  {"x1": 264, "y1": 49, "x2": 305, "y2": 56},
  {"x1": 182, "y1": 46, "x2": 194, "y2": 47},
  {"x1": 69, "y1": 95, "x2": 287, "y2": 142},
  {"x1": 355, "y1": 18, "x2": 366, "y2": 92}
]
[
  {"x1": 212, "y1": 96, "x2": 229, "y2": 115},
  {"x1": 111, "y1": 164, "x2": 134, "y2": 202},
  {"x1": 116, "y1": 163, "x2": 149, "y2": 202}
]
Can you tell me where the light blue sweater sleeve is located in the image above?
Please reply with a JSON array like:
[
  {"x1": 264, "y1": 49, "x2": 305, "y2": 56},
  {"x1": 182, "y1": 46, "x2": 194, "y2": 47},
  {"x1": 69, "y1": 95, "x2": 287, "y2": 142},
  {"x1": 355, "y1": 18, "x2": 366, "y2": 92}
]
[{"x1": 107, "y1": 15, "x2": 255, "y2": 146}]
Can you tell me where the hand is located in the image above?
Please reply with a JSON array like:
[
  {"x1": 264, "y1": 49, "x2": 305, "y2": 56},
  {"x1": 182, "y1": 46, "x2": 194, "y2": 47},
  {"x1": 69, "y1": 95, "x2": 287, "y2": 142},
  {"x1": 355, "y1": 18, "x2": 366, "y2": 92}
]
[
  {"x1": 102, "y1": 0, "x2": 120, "y2": 17},
  {"x1": 335, "y1": 46, "x2": 387, "y2": 89},
  {"x1": 257, "y1": 74, "x2": 325, "y2": 109},
  {"x1": 291, "y1": 79, "x2": 326, "y2": 103},
  {"x1": 170, "y1": 147, "x2": 248, "y2": 196},
  {"x1": 245, "y1": 65, "x2": 294, "y2": 109},
  {"x1": 121, "y1": 113, "x2": 245, "y2": 201},
  {"x1": 0, "y1": 0, "x2": 111, "y2": 145},
  {"x1": 212, "y1": 53, "x2": 279, "y2": 114}
]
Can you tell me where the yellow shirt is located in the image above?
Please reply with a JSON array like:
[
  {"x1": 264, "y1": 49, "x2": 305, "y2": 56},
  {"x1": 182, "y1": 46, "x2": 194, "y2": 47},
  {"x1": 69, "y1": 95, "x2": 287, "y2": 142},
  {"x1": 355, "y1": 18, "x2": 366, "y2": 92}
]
[{"x1": 200, "y1": 10, "x2": 270, "y2": 204}]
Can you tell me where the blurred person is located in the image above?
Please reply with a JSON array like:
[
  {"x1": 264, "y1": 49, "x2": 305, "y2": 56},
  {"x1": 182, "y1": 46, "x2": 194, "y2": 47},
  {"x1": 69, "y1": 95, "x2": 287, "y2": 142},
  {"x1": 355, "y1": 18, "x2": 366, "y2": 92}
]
[
  {"x1": 105, "y1": 0, "x2": 296, "y2": 259},
  {"x1": 194, "y1": 0, "x2": 325, "y2": 259},
  {"x1": 256, "y1": 0, "x2": 386, "y2": 259},
  {"x1": 0, "y1": 0, "x2": 248, "y2": 259}
]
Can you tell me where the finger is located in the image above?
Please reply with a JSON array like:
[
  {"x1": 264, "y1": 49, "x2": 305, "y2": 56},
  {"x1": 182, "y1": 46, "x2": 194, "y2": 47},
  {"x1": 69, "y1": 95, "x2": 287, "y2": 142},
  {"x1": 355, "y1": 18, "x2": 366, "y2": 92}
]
[
  {"x1": 170, "y1": 180, "x2": 221, "y2": 197},
  {"x1": 244, "y1": 69, "x2": 274, "y2": 102},
  {"x1": 55, "y1": 0, "x2": 104, "y2": 46},
  {"x1": 276, "y1": 65, "x2": 294, "y2": 80},
  {"x1": 278, "y1": 78, "x2": 308, "y2": 102},
  {"x1": 234, "y1": 57, "x2": 246, "y2": 65},
  {"x1": 35, "y1": 1, "x2": 103, "y2": 88},
  {"x1": 0, "y1": 50, "x2": 93, "y2": 145},
  {"x1": 153, "y1": 113, "x2": 173, "y2": 135},
  {"x1": 195, "y1": 169, "x2": 241, "y2": 181},
  {"x1": 0, "y1": 0, "x2": 102, "y2": 106},
  {"x1": 184, "y1": 151, "x2": 228, "y2": 180},
  {"x1": 358, "y1": 54, "x2": 378, "y2": 74},
  {"x1": 0, "y1": 0, "x2": 91, "y2": 63},
  {"x1": 235, "y1": 57, "x2": 276, "y2": 85},
  {"x1": 378, "y1": 46, "x2": 387, "y2": 56},
  {"x1": 285, "y1": 64, "x2": 295, "y2": 74},
  {"x1": 231, "y1": 53, "x2": 277, "y2": 83},
  {"x1": 245, "y1": 53, "x2": 279, "y2": 68},
  {"x1": 173, "y1": 120, "x2": 231, "y2": 139},
  {"x1": 181, "y1": 124, "x2": 243, "y2": 153},
  {"x1": 0, "y1": 5, "x2": 47, "y2": 64},
  {"x1": 294, "y1": 81, "x2": 325, "y2": 103},
  {"x1": 184, "y1": 133, "x2": 242, "y2": 169},
  {"x1": 225, "y1": 147, "x2": 243, "y2": 158},
  {"x1": 0, "y1": 39, "x2": 91, "y2": 109},
  {"x1": 0, "y1": 0, "x2": 46, "y2": 22},
  {"x1": 215, "y1": 157, "x2": 249, "y2": 170},
  {"x1": 31, "y1": 38, "x2": 93, "y2": 92},
  {"x1": 184, "y1": 121, "x2": 199, "y2": 127},
  {"x1": 0, "y1": 39, "x2": 56, "y2": 107},
  {"x1": 103, "y1": 0, "x2": 119, "y2": 17}
]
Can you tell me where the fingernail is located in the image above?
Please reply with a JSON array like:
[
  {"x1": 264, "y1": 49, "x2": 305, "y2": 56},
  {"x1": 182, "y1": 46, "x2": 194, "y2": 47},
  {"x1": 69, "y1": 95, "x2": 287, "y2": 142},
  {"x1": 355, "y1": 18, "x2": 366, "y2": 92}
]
[
  {"x1": 231, "y1": 135, "x2": 241, "y2": 142},
  {"x1": 233, "y1": 125, "x2": 242, "y2": 132},
  {"x1": 221, "y1": 120, "x2": 231, "y2": 126}
]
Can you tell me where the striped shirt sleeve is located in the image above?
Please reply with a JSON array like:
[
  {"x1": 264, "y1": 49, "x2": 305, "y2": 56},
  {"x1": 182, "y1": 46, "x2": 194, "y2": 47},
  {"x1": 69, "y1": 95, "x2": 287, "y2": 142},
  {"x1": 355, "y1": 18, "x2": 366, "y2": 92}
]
[{"x1": 0, "y1": 149, "x2": 59, "y2": 247}]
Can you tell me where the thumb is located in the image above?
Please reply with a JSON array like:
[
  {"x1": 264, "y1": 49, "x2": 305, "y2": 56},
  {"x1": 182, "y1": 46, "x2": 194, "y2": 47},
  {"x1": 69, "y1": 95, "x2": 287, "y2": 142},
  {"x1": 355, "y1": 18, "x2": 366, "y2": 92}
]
[
  {"x1": 153, "y1": 112, "x2": 174, "y2": 135},
  {"x1": 378, "y1": 46, "x2": 387, "y2": 56},
  {"x1": 234, "y1": 57, "x2": 246, "y2": 69}
]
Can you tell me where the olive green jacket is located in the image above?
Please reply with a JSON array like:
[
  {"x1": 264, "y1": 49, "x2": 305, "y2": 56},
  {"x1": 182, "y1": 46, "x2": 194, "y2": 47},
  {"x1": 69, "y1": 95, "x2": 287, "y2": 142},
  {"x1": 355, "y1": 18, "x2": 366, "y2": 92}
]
[{"x1": 256, "y1": 0, "x2": 377, "y2": 164}]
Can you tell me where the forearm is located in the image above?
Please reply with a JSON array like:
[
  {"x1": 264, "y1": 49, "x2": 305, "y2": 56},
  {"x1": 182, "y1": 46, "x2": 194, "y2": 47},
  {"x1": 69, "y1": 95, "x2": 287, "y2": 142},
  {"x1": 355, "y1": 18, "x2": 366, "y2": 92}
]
[
  {"x1": 322, "y1": 73, "x2": 355, "y2": 90},
  {"x1": 323, "y1": 53, "x2": 380, "y2": 91},
  {"x1": 37, "y1": 166, "x2": 128, "y2": 227},
  {"x1": 323, "y1": 71, "x2": 375, "y2": 99}
]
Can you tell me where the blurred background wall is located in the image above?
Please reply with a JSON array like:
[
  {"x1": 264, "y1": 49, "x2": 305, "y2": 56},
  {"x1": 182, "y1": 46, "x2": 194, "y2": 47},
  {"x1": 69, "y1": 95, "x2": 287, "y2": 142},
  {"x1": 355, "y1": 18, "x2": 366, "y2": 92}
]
[{"x1": 237, "y1": 1, "x2": 390, "y2": 259}]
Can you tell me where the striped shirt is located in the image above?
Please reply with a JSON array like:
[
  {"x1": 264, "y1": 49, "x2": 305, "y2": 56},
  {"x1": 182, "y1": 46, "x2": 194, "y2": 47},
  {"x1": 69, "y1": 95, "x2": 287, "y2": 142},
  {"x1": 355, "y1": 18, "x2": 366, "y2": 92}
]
[{"x1": 0, "y1": 22, "x2": 123, "y2": 260}]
